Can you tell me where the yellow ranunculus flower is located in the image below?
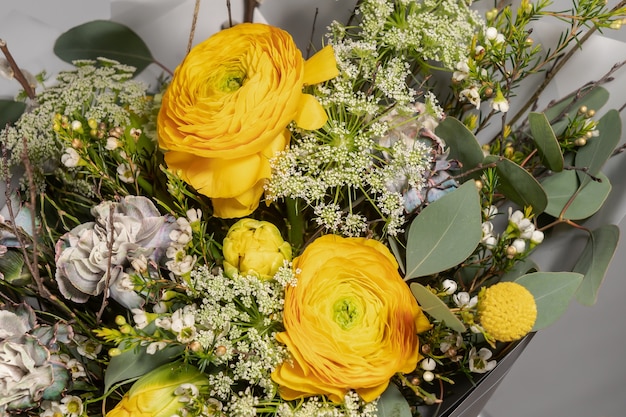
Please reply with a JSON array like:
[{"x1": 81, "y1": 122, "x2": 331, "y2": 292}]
[
  {"x1": 157, "y1": 23, "x2": 338, "y2": 219},
  {"x1": 106, "y1": 363, "x2": 209, "y2": 417},
  {"x1": 271, "y1": 235, "x2": 431, "y2": 403},
  {"x1": 223, "y1": 218, "x2": 292, "y2": 280}
]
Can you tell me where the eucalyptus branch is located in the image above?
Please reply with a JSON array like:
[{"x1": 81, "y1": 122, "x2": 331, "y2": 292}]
[
  {"x1": 243, "y1": 0, "x2": 259, "y2": 23},
  {"x1": 0, "y1": 39, "x2": 36, "y2": 100},
  {"x1": 508, "y1": 0, "x2": 626, "y2": 127}
]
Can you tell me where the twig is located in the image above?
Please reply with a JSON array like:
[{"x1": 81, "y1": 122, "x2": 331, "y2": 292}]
[
  {"x1": 306, "y1": 8, "x2": 320, "y2": 59},
  {"x1": 243, "y1": 0, "x2": 258, "y2": 23},
  {"x1": 187, "y1": 0, "x2": 202, "y2": 55},
  {"x1": 0, "y1": 39, "x2": 36, "y2": 100}
]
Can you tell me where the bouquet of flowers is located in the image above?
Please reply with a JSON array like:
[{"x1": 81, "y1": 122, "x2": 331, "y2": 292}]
[{"x1": 1, "y1": 0, "x2": 625, "y2": 416}]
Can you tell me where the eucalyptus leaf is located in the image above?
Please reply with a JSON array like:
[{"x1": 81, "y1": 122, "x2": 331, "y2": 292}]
[
  {"x1": 528, "y1": 112, "x2": 564, "y2": 172},
  {"x1": 543, "y1": 86, "x2": 609, "y2": 124},
  {"x1": 573, "y1": 224, "x2": 620, "y2": 306},
  {"x1": 435, "y1": 117, "x2": 484, "y2": 174},
  {"x1": 0, "y1": 100, "x2": 27, "y2": 127},
  {"x1": 405, "y1": 181, "x2": 482, "y2": 278},
  {"x1": 54, "y1": 20, "x2": 154, "y2": 73},
  {"x1": 542, "y1": 170, "x2": 611, "y2": 220},
  {"x1": 514, "y1": 272, "x2": 583, "y2": 331},
  {"x1": 104, "y1": 342, "x2": 184, "y2": 392},
  {"x1": 376, "y1": 383, "x2": 412, "y2": 417},
  {"x1": 0, "y1": 249, "x2": 31, "y2": 286},
  {"x1": 575, "y1": 109, "x2": 621, "y2": 186},
  {"x1": 500, "y1": 257, "x2": 539, "y2": 282},
  {"x1": 483, "y1": 155, "x2": 548, "y2": 213},
  {"x1": 410, "y1": 283, "x2": 466, "y2": 333}
]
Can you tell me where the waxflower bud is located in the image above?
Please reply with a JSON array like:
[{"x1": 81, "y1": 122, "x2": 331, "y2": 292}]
[
  {"x1": 442, "y1": 279, "x2": 457, "y2": 295},
  {"x1": 106, "y1": 362, "x2": 210, "y2": 417},
  {"x1": 222, "y1": 218, "x2": 292, "y2": 280}
]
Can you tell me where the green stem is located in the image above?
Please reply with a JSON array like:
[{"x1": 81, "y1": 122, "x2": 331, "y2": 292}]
[{"x1": 286, "y1": 198, "x2": 305, "y2": 252}]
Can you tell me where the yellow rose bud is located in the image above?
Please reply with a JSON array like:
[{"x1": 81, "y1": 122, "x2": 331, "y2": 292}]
[
  {"x1": 223, "y1": 218, "x2": 292, "y2": 280},
  {"x1": 106, "y1": 362, "x2": 209, "y2": 417},
  {"x1": 272, "y1": 235, "x2": 431, "y2": 403},
  {"x1": 157, "y1": 23, "x2": 338, "y2": 218}
]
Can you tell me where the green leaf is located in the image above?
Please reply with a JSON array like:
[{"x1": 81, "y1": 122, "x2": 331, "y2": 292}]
[
  {"x1": 542, "y1": 170, "x2": 611, "y2": 220},
  {"x1": 0, "y1": 249, "x2": 31, "y2": 286},
  {"x1": 410, "y1": 283, "x2": 466, "y2": 333},
  {"x1": 483, "y1": 155, "x2": 548, "y2": 213},
  {"x1": 104, "y1": 342, "x2": 184, "y2": 392},
  {"x1": 528, "y1": 112, "x2": 564, "y2": 172},
  {"x1": 0, "y1": 100, "x2": 27, "y2": 127},
  {"x1": 405, "y1": 181, "x2": 482, "y2": 278},
  {"x1": 376, "y1": 383, "x2": 412, "y2": 417},
  {"x1": 54, "y1": 20, "x2": 154, "y2": 73},
  {"x1": 575, "y1": 109, "x2": 621, "y2": 186},
  {"x1": 543, "y1": 86, "x2": 609, "y2": 124},
  {"x1": 500, "y1": 257, "x2": 539, "y2": 282},
  {"x1": 514, "y1": 272, "x2": 583, "y2": 330},
  {"x1": 435, "y1": 117, "x2": 484, "y2": 174},
  {"x1": 573, "y1": 224, "x2": 620, "y2": 306}
]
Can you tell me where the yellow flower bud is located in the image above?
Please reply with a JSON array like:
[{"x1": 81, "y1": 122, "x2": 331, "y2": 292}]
[
  {"x1": 223, "y1": 218, "x2": 292, "y2": 280},
  {"x1": 477, "y1": 282, "x2": 537, "y2": 342},
  {"x1": 106, "y1": 363, "x2": 209, "y2": 417}
]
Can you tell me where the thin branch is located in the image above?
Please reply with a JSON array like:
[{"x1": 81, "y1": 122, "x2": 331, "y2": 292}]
[
  {"x1": 0, "y1": 39, "x2": 36, "y2": 100},
  {"x1": 244, "y1": 0, "x2": 258, "y2": 23},
  {"x1": 187, "y1": 0, "x2": 202, "y2": 55}
]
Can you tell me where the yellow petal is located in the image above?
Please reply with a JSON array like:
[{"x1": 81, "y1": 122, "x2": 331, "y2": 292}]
[
  {"x1": 293, "y1": 93, "x2": 328, "y2": 130},
  {"x1": 303, "y1": 45, "x2": 339, "y2": 86},
  {"x1": 211, "y1": 180, "x2": 265, "y2": 218}
]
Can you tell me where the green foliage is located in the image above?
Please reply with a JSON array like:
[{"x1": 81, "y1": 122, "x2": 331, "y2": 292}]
[
  {"x1": 435, "y1": 117, "x2": 484, "y2": 175},
  {"x1": 376, "y1": 384, "x2": 412, "y2": 417},
  {"x1": 0, "y1": 100, "x2": 26, "y2": 127},
  {"x1": 528, "y1": 112, "x2": 564, "y2": 172},
  {"x1": 410, "y1": 283, "x2": 466, "y2": 333},
  {"x1": 513, "y1": 272, "x2": 583, "y2": 330},
  {"x1": 542, "y1": 170, "x2": 611, "y2": 220},
  {"x1": 573, "y1": 225, "x2": 620, "y2": 306},
  {"x1": 54, "y1": 20, "x2": 154, "y2": 73},
  {"x1": 405, "y1": 181, "x2": 482, "y2": 279}
]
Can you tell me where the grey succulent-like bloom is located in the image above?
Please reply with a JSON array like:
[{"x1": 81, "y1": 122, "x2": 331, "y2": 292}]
[
  {"x1": 0, "y1": 303, "x2": 72, "y2": 413},
  {"x1": 55, "y1": 195, "x2": 176, "y2": 309}
]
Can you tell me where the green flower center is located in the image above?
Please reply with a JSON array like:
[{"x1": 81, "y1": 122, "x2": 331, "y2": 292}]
[
  {"x1": 333, "y1": 297, "x2": 362, "y2": 330},
  {"x1": 219, "y1": 71, "x2": 246, "y2": 92}
]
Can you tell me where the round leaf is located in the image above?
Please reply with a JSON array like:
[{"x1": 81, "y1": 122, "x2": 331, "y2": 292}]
[
  {"x1": 435, "y1": 117, "x2": 484, "y2": 174},
  {"x1": 483, "y1": 155, "x2": 548, "y2": 213},
  {"x1": 405, "y1": 181, "x2": 482, "y2": 278},
  {"x1": 54, "y1": 20, "x2": 154, "y2": 73},
  {"x1": 514, "y1": 272, "x2": 583, "y2": 331},
  {"x1": 0, "y1": 100, "x2": 27, "y2": 127},
  {"x1": 543, "y1": 86, "x2": 609, "y2": 123},
  {"x1": 542, "y1": 170, "x2": 611, "y2": 220},
  {"x1": 376, "y1": 383, "x2": 412, "y2": 417},
  {"x1": 528, "y1": 112, "x2": 564, "y2": 172},
  {"x1": 573, "y1": 224, "x2": 620, "y2": 306}
]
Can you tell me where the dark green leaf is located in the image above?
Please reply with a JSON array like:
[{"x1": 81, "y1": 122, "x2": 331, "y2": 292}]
[
  {"x1": 435, "y1": 117, "x2": 484, "y2": 175},
  {"x1": 543, "y1": 86, "x2": 609, "y2": 124},
  {"x1": 104, "y1": 342, "x2": 184, "y2": 392},
  {"x1": 575, "y1": 109, "x2": 621, "y2": 186},
  {"x1": 54, "y1": 20, "x2": 154, "y2": 73},
  {"x1": 528, "y1": 112, "x2": 564, "y2": 172},
  {"x1": 0, "y1": 100, "x2": 27, "y2": 127},
  {"x1": 376, "y1": 383, "x2": 412, "y2": 417},
  {"x1": 542, "y1": 170, "x2": 611, "y2": 220},
  {"x1": 0, "y1": 249, "x2": 31, "y2": 286},
  {"x1": 514, "y1": 272, "x2": 583, "y2": 330},
  {"x1": 573, "y1": 224, "x2": 620, "y2": 306},
  {"x1": 405, "y1": 181, "x2": 482, "y2": 278},
  {"x1": 410, "y1": 283, "x2": 466, "y2": 333},
  {"x1": 483, "y1": 155, "x2": 548, "y2": 213},
  {"x1": 500, "y1": 257, "x2": 539, "y2": 282}
]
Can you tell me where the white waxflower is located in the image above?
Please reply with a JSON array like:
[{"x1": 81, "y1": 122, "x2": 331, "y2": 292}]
[
  {"x1": 131, "y1": 308, "x2": 150, "y2": 329},
  {"x1": 460, "y1": 85, "x2": 481, "y2": 108},
  {"x1": 146, "y1": 341, "x2": 167, "y2": 355},
  {"x1": 452, "y1": 59, "x2": 470, "y2": 82},
  {"x1": 117, "y1": 163, "x2": 136, "y2": 183},
  {"x1": 511, "y1": 238, "x2": 527, "y2": 254},
  {"x1": 469, "y1": 347, "x2": 497, "y2": 373},
  {"x1": 171, "y1": 306, "x2": 197, "y2": 343},
  {"x1": 442, "y1": 279, "x2": 458, "y2": 295},
  {"x1": 490, "y1": 89, "x2": 510, "y2": 113},
  {"x1": 508, "y1": 208, "x2": 535, "y2": 239},
  {"x1": 61, "y1": 148, "x2": 81, "y2": 168},
  {"x1": 421, "y1": 357, "x2": 437, "y2": 371},
  {"x1": 531, "y1": 229, "x2": 544, "y2": 245},
  {"x1": 106, "y1": 136, "x2": 121, "y2": 150},
  {"x1": 61, "y1": 395, "x2": 84, "y2": 417},
  {"x1": 453, "y1": 292, "x2": 478, "y2": 309}
]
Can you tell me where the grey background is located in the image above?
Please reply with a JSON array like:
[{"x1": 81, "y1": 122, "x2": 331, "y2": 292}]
[{"x1": 1, "y1": 1, "x2": 625, "y2": 416}]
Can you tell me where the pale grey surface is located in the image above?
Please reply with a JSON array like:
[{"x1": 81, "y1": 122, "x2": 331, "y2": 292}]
[{"x1": 1, "y1": 2, "x2": 626, "y2": 416}]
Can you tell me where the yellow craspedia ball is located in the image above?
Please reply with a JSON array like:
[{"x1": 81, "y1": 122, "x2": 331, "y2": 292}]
[{"x1": 477, "y1": 282, "x2": 537, "y2": 342}]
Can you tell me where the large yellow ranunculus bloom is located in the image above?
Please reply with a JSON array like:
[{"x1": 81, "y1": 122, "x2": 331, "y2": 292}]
[
  {"x1": 157, "y1": 23, "x2": 338, "y2": 218},
  {"x1": 271, "y1": 235, "x2": 431, "y2": 403}
]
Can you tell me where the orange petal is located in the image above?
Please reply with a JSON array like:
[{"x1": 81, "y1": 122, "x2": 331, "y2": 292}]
[
  {"x1": 293, "y1": 93, "x2": 328, "y2": 130},
  {"x1": 303, "y1": 45, "x2": 339, "y2": 86}
]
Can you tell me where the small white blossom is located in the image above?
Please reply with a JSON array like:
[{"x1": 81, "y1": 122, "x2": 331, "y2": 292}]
[
  {"x1": 460, "y1": 85, "x2": 481, "y2": 108},
  {"x1": 442, "y1": 279, "x2": 458, "y2": 294},
  {"x1": 61, "y1": 148, "x2": 81, "y2": 168},
  {"x1": 117, "y1": 162, "x2": 136, "y2": 183},
  {"x1": 531, "y1": 229, "x2": 544, "y2": 244},
  {"x1": 469, "y1": 347, "x2": 497, "y2": 373},
  {"x1": 453, "y1": 292, "x2": 478, "y2": 309}
]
